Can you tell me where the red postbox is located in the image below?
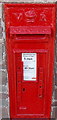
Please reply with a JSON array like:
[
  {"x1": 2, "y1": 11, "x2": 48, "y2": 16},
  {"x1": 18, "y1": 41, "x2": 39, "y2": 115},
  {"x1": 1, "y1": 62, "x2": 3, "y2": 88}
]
[{"x1": 4, "y1": 4, "x2": 56, "y2": 119}]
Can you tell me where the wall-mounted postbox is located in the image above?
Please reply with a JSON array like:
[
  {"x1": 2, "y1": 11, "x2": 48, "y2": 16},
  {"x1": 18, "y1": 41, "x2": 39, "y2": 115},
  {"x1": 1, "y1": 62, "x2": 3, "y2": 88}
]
[{"x1": 4, "y1": 4, "x2": 56, "y2": 119}]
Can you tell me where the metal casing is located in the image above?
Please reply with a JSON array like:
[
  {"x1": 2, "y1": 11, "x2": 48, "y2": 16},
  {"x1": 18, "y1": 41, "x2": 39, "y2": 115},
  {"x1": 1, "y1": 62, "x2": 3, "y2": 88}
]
[{"x1": 4, "y1": 4, "x2": 56, "y2": 119}]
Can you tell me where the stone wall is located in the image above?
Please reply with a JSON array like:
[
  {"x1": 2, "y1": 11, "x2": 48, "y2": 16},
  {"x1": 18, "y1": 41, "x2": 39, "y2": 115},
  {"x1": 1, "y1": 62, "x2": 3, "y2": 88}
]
[{"x1": 0, "y1": 1, "x2": 57, "y2": 119}]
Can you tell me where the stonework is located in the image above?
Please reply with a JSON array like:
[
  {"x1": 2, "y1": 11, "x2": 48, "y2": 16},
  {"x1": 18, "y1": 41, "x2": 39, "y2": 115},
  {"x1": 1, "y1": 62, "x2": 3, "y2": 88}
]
[
  {"x1": 0, "y1": 1, "x2": 57, "y2": 119},
  {"x1": 0, "y1": 0, "x2": 56, "y2": 3}
]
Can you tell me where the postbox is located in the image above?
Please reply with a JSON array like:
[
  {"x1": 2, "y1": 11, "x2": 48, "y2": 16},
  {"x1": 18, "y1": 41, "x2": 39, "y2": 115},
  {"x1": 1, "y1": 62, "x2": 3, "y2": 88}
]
[{"x1": 4, "y1": 4, "x2": 56, "y2": 119}]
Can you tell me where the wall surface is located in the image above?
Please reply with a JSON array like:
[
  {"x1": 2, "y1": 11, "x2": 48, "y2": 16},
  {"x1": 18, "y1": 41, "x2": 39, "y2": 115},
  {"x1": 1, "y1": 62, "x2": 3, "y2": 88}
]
[
  {"x1": 0, "y1": 0, "x2": 56, "y2": 2},
  {"x1": 0, "y1": 0, "x2": 57, "y2": 119}
]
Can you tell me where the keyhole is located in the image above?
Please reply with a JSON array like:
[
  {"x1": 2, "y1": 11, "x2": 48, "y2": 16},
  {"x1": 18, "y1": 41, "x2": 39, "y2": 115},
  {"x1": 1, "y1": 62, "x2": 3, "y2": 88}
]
[
  {"x1": 23, "y1": 88, "x2": 25, "y2": 91},
  {"x1": 40, "y1": 86, "x2": 42, "y2": 88}
]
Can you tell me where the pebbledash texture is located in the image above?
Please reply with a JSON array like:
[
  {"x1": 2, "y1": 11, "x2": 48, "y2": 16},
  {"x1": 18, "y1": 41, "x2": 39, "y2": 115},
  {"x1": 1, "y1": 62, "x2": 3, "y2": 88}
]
[{"x1": 0, "y1": 0, "x2": 57, "y2": 119}]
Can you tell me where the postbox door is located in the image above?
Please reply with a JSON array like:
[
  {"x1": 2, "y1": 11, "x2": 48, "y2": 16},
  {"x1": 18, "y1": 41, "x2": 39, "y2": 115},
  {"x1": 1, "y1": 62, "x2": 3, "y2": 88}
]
[{"x1": 16, "y1": 51, "x2": 48, "y2": 115}]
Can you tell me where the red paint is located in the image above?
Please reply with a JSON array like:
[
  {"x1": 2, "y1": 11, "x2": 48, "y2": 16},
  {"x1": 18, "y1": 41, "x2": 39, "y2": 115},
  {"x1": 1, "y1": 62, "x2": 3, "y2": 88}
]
[
  {"x1": 10, "y1": 26, "x2": 51, "y2": 34},
  {"x1": 4, "y1": 4, "x2": 56, "y2": 119}
]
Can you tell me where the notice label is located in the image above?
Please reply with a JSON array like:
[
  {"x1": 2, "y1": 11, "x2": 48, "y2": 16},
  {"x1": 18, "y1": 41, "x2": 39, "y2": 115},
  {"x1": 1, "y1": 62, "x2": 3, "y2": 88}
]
[{"x1": 22, "y1": 53, "x2": 37, "y2": 81}]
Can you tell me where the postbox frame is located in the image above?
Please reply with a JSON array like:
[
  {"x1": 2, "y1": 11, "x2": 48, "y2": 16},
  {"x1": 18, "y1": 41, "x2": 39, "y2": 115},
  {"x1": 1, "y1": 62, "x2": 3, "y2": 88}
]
[{"x1": 4, "y1": 3, "x2": 56, "y2": 119}]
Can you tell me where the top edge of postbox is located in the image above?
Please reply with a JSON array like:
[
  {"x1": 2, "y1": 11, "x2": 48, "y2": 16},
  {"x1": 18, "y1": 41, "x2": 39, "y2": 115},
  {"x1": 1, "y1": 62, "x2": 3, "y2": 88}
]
[{"x1": 4, "y1": 3, "x2": 56, "y2": 8}]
